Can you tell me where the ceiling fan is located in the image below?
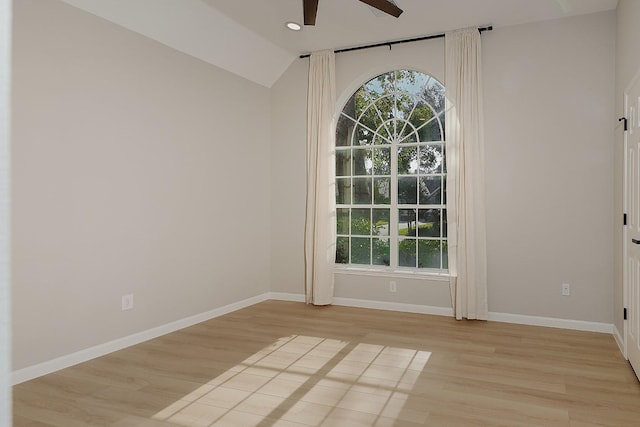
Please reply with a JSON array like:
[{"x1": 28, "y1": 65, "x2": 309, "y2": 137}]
[{"x1": 303, "y1": 0, "x2": 403, "y2": 26}]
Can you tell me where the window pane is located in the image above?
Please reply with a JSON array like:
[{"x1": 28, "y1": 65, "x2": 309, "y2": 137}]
[
  {"x1": 398, "y1": 238, "x2": 416, "y2": 267},
  {"x1": 363, "y1": 75, "x2": 386, "y2": 96},
  {"x1": 408, "y1": 101, "x2": 433, "y2": 131},
  {"x1": 337, "y1": 208, "x2": 349, "y2": 235},
  {"x1": 373, "y1": 126, "x2": 392, "y2": 145},
  {"x1": 352, "y1": 178, "x2": 372, "y2": 204},
  {"x1": 358, "y1": 108, "x2": 384, "y2": 139},
  {"x1": 419, "y1": 176, "x2": 443, "y2": 205},
  {"x1": 398, "y1": 209, "x2": 416, "y2": 237},
  {"x1": 374, "y1": 94, "x2": 394, "y2": 121},
  {"x1": 336, "y1": 150, "x2": 352, "y2": 176},
  {"x1": 336, "y1": 115, "x2": 355, "y2": 147},
  {"x1": 350, "y1": 89, "x2": 377, "y2": 123},
  {"x1": 373, "y1": 238, "x2": 390, "y2": 266},
  {"x1": 396, "y1": 94, "x2": 416, "y2": 122},
  {"x1": 398, "y1": 121, "x2": 418, "y2": 144},
  {"x1": 424, "y1": 80, "x2": 445, "y2": 114},
  {"x1": 442, "y1": 145, "x2": 447, "y2": 172},
  {"x1": 342, "y1": 91, "x2": 359, "y2": 120},
  {"x1": 351, "y1": 208, "x2": 371, "y2": 236},
  {"x1": 443, "y1": 176, "x2": 447, "y2": 204},
  {"x1": 351, "y1": 238, "x2": 371, "y2": 265},
  {"x1": 397, "y1": 70, "x2": 428, "y2": 95},
  {"x1": 354, "y1": 124, "x2": 374, "y2": 146},
  {"x1": 374, "y1": 177, "x2": 391, "y2": 204},
  {"x1": 336, "y1": 178, "x2": 351, "y2": 204},
  {"x1": 417, "y1": 209, "x2": 441, "y2": 238},
  {"x1": 375, "y1": 72, "x2": 396, "y2": 90},
  {"x1": 443, "y1": 208, "x2": 448, "y2": 238},
  {"x1": 336, "y1": 237, "x2": 349, "y2": 264},
  {"x1": 419, "y1": 145, "x2": 443, "y2": 174},
  {"x1": 397, "y1": 147, "x2": 417, "y2": 174},
  {"x1": 417, "y1": 118, "x2": 442, "y2": 142},
  {"x1": 442, "y1": 240, "x2": 448, "y2": 270},
  {"x1": 418, "y1": 239, "x2": 441, "y2": 269},
  {"x1": 373, "y1": 147, "x2": 391, "y2": 175},
  {"x1": 372, "y1": 208, "x2": 390, "y2": 236},
  {"x1": 398, "y1": 177, "x2": 417, "y2": 204},
  {"x1": 441, "y1": 115, "x2": 447, "y2": 141},
  {"x1": 353, "y1": 149, "x2": 372, "y2": 176}
]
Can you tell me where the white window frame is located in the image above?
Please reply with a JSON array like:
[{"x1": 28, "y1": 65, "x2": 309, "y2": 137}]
[{"x1": 334, "y1": 70, "x2": 448, "y2": 275}]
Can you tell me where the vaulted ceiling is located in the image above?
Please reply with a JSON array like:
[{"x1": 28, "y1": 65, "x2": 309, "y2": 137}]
[{"x1": 60, "y1": 0, "x2": 618, "y2": 87}]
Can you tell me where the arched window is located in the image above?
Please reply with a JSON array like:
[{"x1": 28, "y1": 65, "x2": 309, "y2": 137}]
[{"x1": 335, "y1": 70, "x2": 447, "y2": 270}]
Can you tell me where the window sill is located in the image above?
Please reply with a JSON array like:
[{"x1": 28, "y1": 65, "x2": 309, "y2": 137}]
[{"x1": 333, "y1": 265, "x2": 450, "y2": 282}]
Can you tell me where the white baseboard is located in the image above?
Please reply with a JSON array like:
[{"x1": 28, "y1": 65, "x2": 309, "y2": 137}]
[
  {"x1": 11, "y1": 293, "x2": 270, "y2": 385},
  {"x1": 332, "y1": 297, "x2": 454, "y2": 317},
  {"x1": 13, "y1": 291, "x2": 617, "y2": 384},
  {"x1": 268, "y1": 293, "x2": 613, "y2": 333},
  {"x1": 269, "y1": 293, "x2": 453, "y2": 316},
  {"x1": 487, "y1": 312, "x2": 613, "y2": 334},
  {"x1": 614, "y1": 324, "x2": 626, "y2": 358},
  {"x1": 268, "y1": 292, "x2": 305, "y2": 302}
]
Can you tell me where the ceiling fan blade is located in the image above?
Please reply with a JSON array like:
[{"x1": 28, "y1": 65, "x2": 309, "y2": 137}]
[
  {"x1": 303, "y1": 0, "x2": 319, "y2": 25},
  {"x1": 358, "y1": 0, "x2": 403, "y2": 18}
]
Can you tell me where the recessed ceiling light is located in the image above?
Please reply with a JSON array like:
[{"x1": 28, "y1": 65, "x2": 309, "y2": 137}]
[{"x1": 286, "y1": 22, "x2": 302, "y2": 31}]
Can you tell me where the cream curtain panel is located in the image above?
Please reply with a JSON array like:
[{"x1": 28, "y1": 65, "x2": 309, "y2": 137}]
[
  {"x1": 304, "y1": 50, "x2": 336, "y2": 305},
  {"x1": 445, "y1": 28, "x2": 488, "y2": 320}
]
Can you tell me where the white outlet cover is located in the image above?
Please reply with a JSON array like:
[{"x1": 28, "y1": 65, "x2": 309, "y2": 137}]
[{"x1": 121, "y1": 294, "x2": 134, "y2": 310}]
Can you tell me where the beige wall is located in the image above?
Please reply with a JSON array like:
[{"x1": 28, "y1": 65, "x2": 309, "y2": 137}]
[
  {"x1": 270, "y1": 58, "x2": 307, "y2": 297},
  {"x1": 614, "y1": 0, "x2": 640, "y2": 337},
  {"x1": 271, "y1": 11, "x2": 616, "y2": 323},
  {"x1": 484, "y1": 12, "x2": 615, "y2": 323},
  {"x1": 11, "y1": 0, "x2": 272, "y2": 370}
]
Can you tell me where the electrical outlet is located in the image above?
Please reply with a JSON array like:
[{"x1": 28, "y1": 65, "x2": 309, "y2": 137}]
[
  {"x1": 389, "y1": 281, "x2": 397, "y2": 293},
  {"x1": 121, "y1": 294, "x2": 134, "y2": 310},
  {"x1": 561, "y1": 283, "x2": 570, "y2": 296}
]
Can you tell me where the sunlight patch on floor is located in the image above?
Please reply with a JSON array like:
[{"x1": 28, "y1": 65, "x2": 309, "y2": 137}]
[{"x1": 152, "y1": 335, "x2": 432, "y2": 426}]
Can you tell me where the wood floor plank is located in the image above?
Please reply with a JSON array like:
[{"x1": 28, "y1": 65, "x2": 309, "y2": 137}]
[{"x1": 12, "y1": 300, "x2": 640, "y2": 426}]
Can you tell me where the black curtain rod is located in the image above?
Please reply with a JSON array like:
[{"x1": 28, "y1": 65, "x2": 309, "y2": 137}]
[{"x1": 299, "y1": 25, "x2": 493, "y2": 59}]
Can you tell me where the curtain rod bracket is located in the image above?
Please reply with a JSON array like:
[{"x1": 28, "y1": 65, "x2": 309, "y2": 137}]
[{"x1": 619, "y1": 117, "x2": 628, "y2": 131}]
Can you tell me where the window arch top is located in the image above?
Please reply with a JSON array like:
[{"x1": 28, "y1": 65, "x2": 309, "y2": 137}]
[{"x1": 336, "y1": 70, "x2": 445, "y2": 148}]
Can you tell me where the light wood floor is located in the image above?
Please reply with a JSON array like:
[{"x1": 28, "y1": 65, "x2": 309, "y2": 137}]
[{"x1": 12, "y1": 300, "x2": 640, "y2": 427}]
